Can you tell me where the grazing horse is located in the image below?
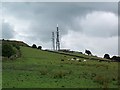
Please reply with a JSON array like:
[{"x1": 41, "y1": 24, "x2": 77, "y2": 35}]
[{"x1": 85, "y1": 50, "x2": 92, "y2": 56}]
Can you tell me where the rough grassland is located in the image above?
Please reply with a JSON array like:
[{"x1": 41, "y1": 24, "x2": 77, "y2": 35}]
[{"x1": 2, "y1": 46, "x2": 119, "y2": 88}]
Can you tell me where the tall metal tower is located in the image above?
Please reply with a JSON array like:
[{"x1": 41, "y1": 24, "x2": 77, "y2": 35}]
[
  {"x1": 56, "y1": 24, "x2": 60, "y2": 51},
  {"x1": 52, "y1": 32, "x2": 55, "y2": 50}
]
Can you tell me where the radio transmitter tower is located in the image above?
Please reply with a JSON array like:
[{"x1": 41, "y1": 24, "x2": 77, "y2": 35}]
[
  {"x1": 52, "y1": 32, "x2": 55, "y2": 50},
  {"x1": 56, "y1": 24, "x2": 60, "y2": 51}
]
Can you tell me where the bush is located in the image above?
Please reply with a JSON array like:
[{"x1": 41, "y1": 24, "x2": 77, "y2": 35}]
[
  {"x1": 38, "y1": 46, "x2": 42, "y2": 50},
  {"x1": 12, "y1": 43, "x2": 20, "y2": 50},
  {"x1": 85, "y1": 49, "x2": 92, "y2": 55},
  {"x1": 104, "y1": 54, "x2": 110, "y2": 59},
  {"x1": 39, "y1": 69, "x2": 48, "y2": 75},
  {"x1": 52, "y1": 70, "x2": 70, "y2": 79},
  {"x1": 93, "y1": 75, "x2": 110, "y2": 88},
  {"x1": 2, "y1": 43, "x2": 16, "y2": 58},
  {"x1": 53, "y1": 71, "x2": 66, "y2": 78},
  {"x1": 32, "y1": 44, "x2": 37, "y2": 48},
  {"x1": 111, "y1": 56, "x2": 120, "y2": 62}
]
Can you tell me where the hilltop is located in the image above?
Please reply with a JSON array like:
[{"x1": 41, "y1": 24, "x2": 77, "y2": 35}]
[{"x1": 0, "y1": 39, "x2": 29, "y2": 47}]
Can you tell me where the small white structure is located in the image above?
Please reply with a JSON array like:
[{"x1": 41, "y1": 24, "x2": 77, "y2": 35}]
[{"x1": 83, "y1": 59, "x2": 87, "y2": 62}]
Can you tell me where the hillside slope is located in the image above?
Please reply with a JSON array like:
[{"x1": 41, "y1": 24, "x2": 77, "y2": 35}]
[
  {"x1": 2, "y1": 46, "x2": 119, "y2": 88},
  {"x1": 0, "y1": 39, "x2": 29, "y2": 47}
]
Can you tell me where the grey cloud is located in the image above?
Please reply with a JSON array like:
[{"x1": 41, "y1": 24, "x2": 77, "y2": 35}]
[
  {"x1": 79, "y1": 11, "x2": 118, "y2": 37},
  {"x1": 2, "y1": 21, "x2": 15, "y2": 39},
  {"x1": 21, "y1": 3, "x2": 117, "y2": 42},
  {"x1": 61, "y1": 31, "x2": 118, "y2": 57},
  {"x1": 2, "y1": 2, "x2": 118, "y2": 56}
]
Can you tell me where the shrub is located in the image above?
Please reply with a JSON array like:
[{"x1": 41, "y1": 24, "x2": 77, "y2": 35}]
[
  {"x1": 2, "y1": 43, "x2": 16, "y2": 58},
  {"x1": 12, "y1": 43, "x2": 20, "y2": 50},
  {"x1": 85, "y1": 49, "x2": 92, "y2": 55},
  {"x1": 104, "y1": 54, "x2": 110, "y2": 59},
  {"x1": 39, "y1": 69, "x2": 48, "y2": 75},
  {"x1": 32, "y1": 44, "x2": 37, "y2": 48},
  {"x1": 53, "y1": 71, "x2": 66, "y2": 78},
  {"x1": 111, "y1": 56, "x2": 120, "y2": 62},
  {"x1": 93, "y1": 75, "x2": 110, "y2": 87},
  {"x1": 38, "y1": 46, "x2": 42, "y2": 50}
]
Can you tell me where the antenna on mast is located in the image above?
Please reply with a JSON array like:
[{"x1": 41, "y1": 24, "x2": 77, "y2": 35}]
[
  {"x1": 51, "y1": 24, "x2": 61, "y2": 51},
  {"x1": 56, "y1": 24, "x2": 60, "y2": 51},
  {"x1": 52, "y1": 32, "x2": 55, "y2": 51}
]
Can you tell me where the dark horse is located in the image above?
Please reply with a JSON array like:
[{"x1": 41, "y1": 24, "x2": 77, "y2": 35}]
[{"x1": 85, "y1": 50, "x2": 92, "y2": 55}]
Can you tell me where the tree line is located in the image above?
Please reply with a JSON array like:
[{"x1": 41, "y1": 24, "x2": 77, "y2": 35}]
[
  {"x1": 1, "y1": 39, "x2": 119, "y2": 62},
  {"x1": 85, "y1": 50, "x2": 120, "y2": 62},
  {"x1": 31, "y1": 44, "x2": 42, "y2": 50}
]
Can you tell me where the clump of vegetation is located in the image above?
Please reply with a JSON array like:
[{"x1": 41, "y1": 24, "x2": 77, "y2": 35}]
[
  {"x1": 38, "y1": 46, "x2": 42, "y2": 50},
  {"x1": 12, "y1": 43, "x2": 20, "y2": 50},
  {"x1": 2, "y1": 41, "x2": 21, "y2": 59},
  {"x1": 32, "y1": 44, "x2": 42, "y2": 50},
  {"x1": 91, "y1": 73, "x2": 96, "y2": 78},
  {"x1": 2, "y1": 43, "x2": 16, "y2": 58},
  {"x1": 52, "y1": 70, "x2": 70, "y2": 79},
  {"x1": 85, "y1": 49, "x2": 92, "y2": 55},
  {"x1": 39, "y1": 68, "x2": 48, "y2": 75},
  {"x1": 104, "y1": 54, "x2": 110, "y2": 59},
  {"x1": 93, "y1": 75, "x2": 110, "y2": 88},
  {"x1": 32, "y1": 44, "x2": 37, "y2": 48}
]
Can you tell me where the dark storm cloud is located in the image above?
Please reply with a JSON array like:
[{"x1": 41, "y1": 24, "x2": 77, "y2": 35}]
[{"x1": 2, "y1": 21, "x2": 15, "y2": 39}]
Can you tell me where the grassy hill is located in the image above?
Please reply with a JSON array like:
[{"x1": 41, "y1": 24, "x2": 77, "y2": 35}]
[
  {"x1": 47, "y1": 50, "x2": 110, "y2": 61},
  {"x1": 2, "y1": 46, "x2": 119, "y2": 88},
  {"x1": 0, "y1": 39, "x2": 29, "y2": 47}
]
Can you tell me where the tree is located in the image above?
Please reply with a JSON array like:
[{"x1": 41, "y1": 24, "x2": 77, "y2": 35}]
[
  {"x1": 2, "y1": 43, "x2": 16, "y2": 58},
  {"x1": 111, "y1": 56, "x2": 120, "y2": 62},
  {"x1": 2, "y1": 39, "x2": 5, "y2": 41},
  {"x1": 32, "y1": 44, "x2": 37, "y2": 48},
  {"x1": 104, "y1": 54, "x2": 110, "y2": 59},
  {"x1": 85, "y1": 49, "x2": 92, "y2": 55},
  {"x1": 38, "y1": 46, "x2": 42, "y2": 50},
  {"x1": 12, "y1": 43, "x2": 20, "y2": 50}
]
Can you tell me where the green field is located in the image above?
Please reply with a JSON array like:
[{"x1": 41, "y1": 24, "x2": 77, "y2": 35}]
[{"x1": 2, "y1": 46, "x2": 119, "y2": 88}]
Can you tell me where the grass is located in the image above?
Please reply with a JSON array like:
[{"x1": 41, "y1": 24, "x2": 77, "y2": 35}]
[
  {"x1": 58, "y1": 50, "x2": 109, "y2": 61},
  {"x1": 2, "y1": 46, "x2": 119, "y2": 88}
]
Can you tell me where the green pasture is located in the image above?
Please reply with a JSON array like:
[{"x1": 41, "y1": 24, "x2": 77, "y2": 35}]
[{"x1": 2, "y1": 46, "x2": 119, "y2": 88}]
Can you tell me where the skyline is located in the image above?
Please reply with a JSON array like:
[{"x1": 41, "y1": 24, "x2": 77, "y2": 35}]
[{"x1": 1, "y1": 2, "x2": 118, "y2": 57}]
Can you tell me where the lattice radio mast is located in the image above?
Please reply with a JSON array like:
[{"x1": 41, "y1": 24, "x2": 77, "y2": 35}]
[
  {"x1": 56, "y1": 24, "x2": 60, "y2": 51},
  {"x1": 52, "y1": 32, "x2": 55, "y2": 50}
]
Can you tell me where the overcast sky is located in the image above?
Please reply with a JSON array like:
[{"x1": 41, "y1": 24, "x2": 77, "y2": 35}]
[{"x1": 1, "y1": 2, "x2": 118, "y2": 57}]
